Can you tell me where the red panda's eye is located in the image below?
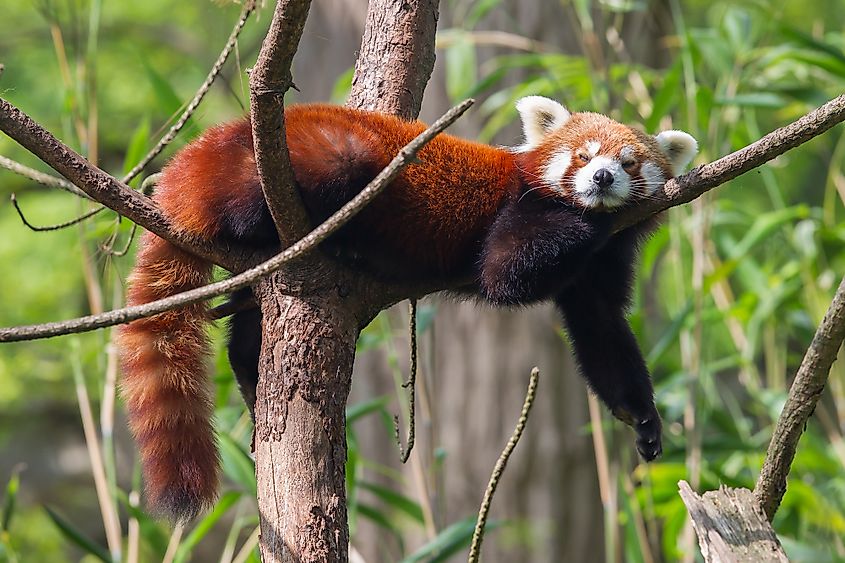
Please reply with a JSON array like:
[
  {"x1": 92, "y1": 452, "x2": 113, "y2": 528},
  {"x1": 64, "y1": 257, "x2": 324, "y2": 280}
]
[
  {"x1": 622, "y1": 160, "x2": 637, "y2": 170},
  {"x1": 578, "y1": 153, "x2": 590, "y2": 163}
]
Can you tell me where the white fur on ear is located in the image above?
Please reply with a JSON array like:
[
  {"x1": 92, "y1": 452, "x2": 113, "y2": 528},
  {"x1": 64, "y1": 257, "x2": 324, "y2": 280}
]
[
  {"x1": 655, "y1": 130, "x2": 698, "y2": 175},
  {"x1": 515, "y1": 96, "x2": 571, "y2": 149}
]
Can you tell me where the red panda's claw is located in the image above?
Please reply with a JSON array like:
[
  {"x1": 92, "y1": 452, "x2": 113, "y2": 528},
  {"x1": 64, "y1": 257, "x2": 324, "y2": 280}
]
[{"x1": 634, "y1": 414, "x2": 663, "y2": 461}]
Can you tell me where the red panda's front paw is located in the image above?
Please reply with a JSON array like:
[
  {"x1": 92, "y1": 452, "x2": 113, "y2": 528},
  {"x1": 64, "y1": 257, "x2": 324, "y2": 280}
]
[
  {"x1": 634, "y1": 415, "x2": 663, "y2": 462},
  {"x1": 612, "y1": 406, "x2": 663, "y2": 461}
]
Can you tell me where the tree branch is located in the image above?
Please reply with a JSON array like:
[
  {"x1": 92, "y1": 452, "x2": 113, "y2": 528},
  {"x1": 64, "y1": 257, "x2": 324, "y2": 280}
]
[
  {"x1": 0, "y1": 154, "x2": 91, "y2": 199},
  {"x1": 615, "y1": 94, "x2": 845, "y2": 231},
  {"x1": 754, "y1": 273, "x2": 845, "y2": 521},
  {"x1": 0, "y1": 99, "x2": 474, "y2": 343},
  {"x1": 680, "y1": 482, "x2": 788, "y2": 562},
  {"x1": 468, "y1": 367, "x2": 540, "y2": 563},
  {"x1": 0, "y1": 98, "x2": 243, "y2": 271},
  {"x1": 347, "y1": 0, "x2": 439, "y2": 119},
  {"x1": 248, "y1": 0, "x2": 313, "y2": 247},
  {"x1": 122, "y1": 1, "x2": 256, "y2": 183}
]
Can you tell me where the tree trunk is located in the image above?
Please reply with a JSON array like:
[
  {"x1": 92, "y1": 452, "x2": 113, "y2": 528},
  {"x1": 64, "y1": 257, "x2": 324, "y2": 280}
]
[{"x1": 253, "y1": 269, "x2": 368, "y2": 562}]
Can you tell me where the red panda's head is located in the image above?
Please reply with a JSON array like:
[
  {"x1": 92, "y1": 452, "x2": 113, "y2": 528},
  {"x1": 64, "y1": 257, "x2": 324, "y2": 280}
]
[{"x1": 513, "y1": 96, "x2": 698, "y2": 210}]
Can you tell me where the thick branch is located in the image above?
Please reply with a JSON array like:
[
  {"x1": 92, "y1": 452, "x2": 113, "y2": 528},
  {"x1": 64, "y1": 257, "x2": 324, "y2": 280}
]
[
  {"x1": 0, "y1": 98, "x2": 241, "y2": 270},
  {"x1": 0, "y1": 100, "x2": 474, "y2": 343},
  {"x1": 615, "y1": 94, "x2": 845, "y2": 230},
  {"x1": 754, "y1": 273, "x2": 845, "y2": 520},
  {"x1": 347, "y1": 0, "x2": 439, "y2": 119},
  {"x1": 249, "y1": 0, "x2": 313, "y2": 247}
]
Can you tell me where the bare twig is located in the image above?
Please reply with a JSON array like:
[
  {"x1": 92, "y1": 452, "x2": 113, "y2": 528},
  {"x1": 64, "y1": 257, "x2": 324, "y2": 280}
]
[
  {"x1": 122, "y1": 1, "x2": 256, "y2": 183},
  {"x1": 249, "y1": 0, "x2": 313, "y2": 246},
  {"x1": 393, "y1": 299, "x2": 418, "y2": 463},
  {"x1": 468, "y1": 367, "x2": 540, "y2": 563},
  {"x1": 0, "y1": 97, "x2": 243, "y2": 270},
  {"x1": 10, "y1": 193, "x2": 104, "y2": 231},
  {"x1": 754, "y1": 273, "x2": 845, "y2": 521},
  {"x1": 0, "y1": 154, "x2": 91, "y2": 199},
  {"x1": 2, "y1": 2, "x2": 254, "y2": 236},
  {"x1": 0, "y1": 99, "x2": 475, "y2": 343},
  {"x1": 101, "y1": 224, "x2": 137, "y2": 257}
]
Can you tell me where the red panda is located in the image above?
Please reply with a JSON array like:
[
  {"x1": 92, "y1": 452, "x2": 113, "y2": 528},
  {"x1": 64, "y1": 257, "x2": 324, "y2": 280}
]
[{"x1": 118, "y1": 96, "x2": 697, "y2": 522}]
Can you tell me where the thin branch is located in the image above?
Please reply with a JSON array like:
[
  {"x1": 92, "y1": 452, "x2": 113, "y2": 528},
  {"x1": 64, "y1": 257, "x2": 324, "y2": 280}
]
[
  {"x1": 468, "y1": 367, "x2": 540, "y2": 563},
  {"x1": 0, "y1": 154, "x2": 91, "y2": 199},
  {"x1": 10, "y1": 193, "x2": 104, "y2": 231},
  {"x1": 248, "y1": 0, "x2": 313, "y2": 247},
  {"x1": 2, "y1": 1, "x2": 252, "y2": 239},
  {"x1": 122, "y1": 1, "x2": 256, "y2": 183},
  {"x1": 0, "y1": 97, "x2": 243, "y2": 271},
  {"x1": 754, "y1": 273, "x2": 845, "y2": 521},
  {"x1": 0, "y1": 99, "x2": 475, "y2": 343},
  {"x1": 615, "y1": 94, "x2": 845, "y2": 231},
  {"x1": 101, "y1": 223, "x2": 137, "y2": 257},
  {"x1": 393, "y1": 299, "x2": 418, "y2": 463}
]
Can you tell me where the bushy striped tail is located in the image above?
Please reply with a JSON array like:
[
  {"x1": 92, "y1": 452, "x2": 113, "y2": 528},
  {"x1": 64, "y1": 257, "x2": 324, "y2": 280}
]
[{"x1": 117, "y1": 231, "x2": 218, "y2": 522}]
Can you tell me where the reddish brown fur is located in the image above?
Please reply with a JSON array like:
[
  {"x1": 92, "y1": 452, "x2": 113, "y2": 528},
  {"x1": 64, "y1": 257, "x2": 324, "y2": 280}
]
[
  {"x1": 118, "y1": 233, "x2": 217, "y2": 521},
  {"x1": 119, "y1": 105, "x2": 522, "y2": 520}
]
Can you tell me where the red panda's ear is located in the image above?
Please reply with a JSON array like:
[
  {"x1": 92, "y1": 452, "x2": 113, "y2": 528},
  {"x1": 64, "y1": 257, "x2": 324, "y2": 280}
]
[
  {"x1": 655, "y1": 130, "x2": 698, "y2": 176},
  {"x1": 515, "y1": 96, "x2": 571, "y2": 149}
]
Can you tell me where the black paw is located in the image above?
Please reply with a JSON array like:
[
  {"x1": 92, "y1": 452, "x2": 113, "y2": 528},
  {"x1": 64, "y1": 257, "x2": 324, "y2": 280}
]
[
  {"x1": 612, "y1": 406, "x2": 663, "y2": 461},
  {"x1": 634, "y1": 415, "x2": 662, "y2": 461}
]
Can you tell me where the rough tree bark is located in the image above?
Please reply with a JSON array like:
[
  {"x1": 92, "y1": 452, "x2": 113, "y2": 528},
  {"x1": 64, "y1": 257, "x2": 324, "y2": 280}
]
[
  {"x1": 679, "y1": 482, "x2": 788, "y2": 562},
  {"x1": 347, "y1": 0, "x2": 439, "y2": 119},
  {"x1": 249, "y1": 1, "x2": 440, "y2": 560},
  {"x1": 253, "y1": 264, "x2": 370, "y2": 562}
]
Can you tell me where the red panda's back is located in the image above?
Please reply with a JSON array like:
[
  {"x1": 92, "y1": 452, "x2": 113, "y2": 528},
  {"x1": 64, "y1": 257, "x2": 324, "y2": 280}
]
[
  {"x1": 154, "y1": 105, "x2": 519, "y2": 280},
  {"x1": 285, "y1": 104, "x2": 519, "y2": 278}
]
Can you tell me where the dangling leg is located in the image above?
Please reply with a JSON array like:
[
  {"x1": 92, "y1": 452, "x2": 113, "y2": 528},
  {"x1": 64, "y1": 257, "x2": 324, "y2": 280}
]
[{"x1": 555, "y1": 226, "x2": 662, "y2": 460}]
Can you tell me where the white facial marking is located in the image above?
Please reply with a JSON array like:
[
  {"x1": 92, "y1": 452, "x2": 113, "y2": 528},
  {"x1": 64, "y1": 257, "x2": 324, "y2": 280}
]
[
  {"x1": 573, "y1": 155, "x2": 631, "y2": 209},
  {"x1": 640, "y1": 162, "x2": 666, "y2": 194},
  {"x1": 586, "y1": 141, "x2": 601, "y2": 157},
  {"x1": 542, "y1": 150, "x2": 572, "y2": 191},
  {"x1": 620, "y1": 146, "x2": 635, "y2": 161}
]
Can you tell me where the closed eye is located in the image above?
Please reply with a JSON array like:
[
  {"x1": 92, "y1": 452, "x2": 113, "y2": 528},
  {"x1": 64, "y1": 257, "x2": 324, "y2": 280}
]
[
  {"x1": 578, "y1": 153, "x2": 590, "y2": 163},
  {"x1": 622, "y1": 160, "x2": 637, "y2": 170}
]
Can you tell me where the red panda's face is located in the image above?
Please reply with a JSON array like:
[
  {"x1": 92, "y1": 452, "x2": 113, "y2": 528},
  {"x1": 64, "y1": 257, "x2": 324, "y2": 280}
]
[{"x1": 514, "y1": 97, "x2": 698, "y2": 210}]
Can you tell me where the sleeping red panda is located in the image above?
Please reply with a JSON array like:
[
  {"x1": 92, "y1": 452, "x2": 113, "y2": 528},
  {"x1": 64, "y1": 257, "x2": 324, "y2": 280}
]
[{"x1": 118, "y1": 96, "x2": 697, "y2": 522}]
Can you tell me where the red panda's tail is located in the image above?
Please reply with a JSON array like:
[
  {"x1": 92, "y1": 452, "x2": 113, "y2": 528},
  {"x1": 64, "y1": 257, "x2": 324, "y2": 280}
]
[{"x1": 117, "y1": 231, "x2": 217, "y2": 522}]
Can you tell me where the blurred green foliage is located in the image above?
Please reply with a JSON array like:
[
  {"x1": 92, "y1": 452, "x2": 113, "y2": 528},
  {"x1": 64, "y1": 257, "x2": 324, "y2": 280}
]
[
  {"x1": 2, "y1": 0, "x2": 845, "y2": 561},
  {"x1": 438, "y1": 0, "x2": 845, "y2": 560}
]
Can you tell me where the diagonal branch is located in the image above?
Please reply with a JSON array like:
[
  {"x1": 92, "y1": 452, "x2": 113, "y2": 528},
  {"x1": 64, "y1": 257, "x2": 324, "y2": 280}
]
[
  {"x1": 754, "y1": 273, "x2": 845, "y2": 521},
  {"x1": 249, "y1": 0, "x2": 313, "y2": 247},
  {"x1": 0, "y1": 99, "x2": 475, "y2": 343},
  {"x1": 615, "y1": 94, "x2": 845, "y2": 231},
  {"x1": 0, "y1": 97, "x2": 244, "y2": 271}
]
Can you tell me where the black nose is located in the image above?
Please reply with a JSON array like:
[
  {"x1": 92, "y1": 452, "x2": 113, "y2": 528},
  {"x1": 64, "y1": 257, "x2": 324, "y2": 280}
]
[{"x1": 593, "y1": 168, "x2": 614, "y2": 189}]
